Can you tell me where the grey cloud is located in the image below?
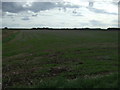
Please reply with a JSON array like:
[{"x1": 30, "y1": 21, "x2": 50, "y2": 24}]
[
  {"x1": 90, "y1": 20, "x2": 105, "y2": 26},
  {"x1": 27, "y1": 2, "x2": 80, "y2": 13},
  {"x1": 0, "y1": 11, "x2": 1, "y2": 17},
  {"x1": 57, "y1": 3, "x2": 80, "y2": 12},
  {"x1": 32, "y1": 14, "x2": 38, "y2": 17},
  {"x1": 112, "y1": 2, "x2": 118, "y2": 6},
  {"x1": 2, "y1": 2, "x2": 56, "y2": 13},
  {"x1": 112, "y1": 20, "x2": 118, "y2": 23},
  {"x1": 80, "y1": 23, "x2": 89, "y2": 26},
  {"x1": 2, "y1": 2, "x2": 80, "y2": 14},
  {"x1": 89, "y1": 1, "x2": 94, "y2": 8},
  {"x1": 0, "y1": 1, "x2": 2, "y2": 9},
  {"x1": 88, "y1": 7, "x2": 117, "y2": 15},
  {"x1": 6, "y1": 14, "x2": 14, "y2": 16},
  {"x1": 2, "y1": 2, "x2": 25, "y2": 13},
  {"x1": 72, "y1": 9, "x2": 77, "y2": 14},
  {"x1": 72, "y1": 9, "x2": 83, "y2": 16},
  {"x1": 62, "y1": 7, "x2": 67, "y2": 12},
  {"x1": 71, "y1": 8, "x2": 83, "y2": 16},
  {"x1": 28, "y1": 2, "x2": 56, "y2": 12},
  {"x1": 57, "y1": 3, "x2": 80, "y2": 8},
  {"x1": 21, "y1": 17, "x2": 30, "y2": 20}
]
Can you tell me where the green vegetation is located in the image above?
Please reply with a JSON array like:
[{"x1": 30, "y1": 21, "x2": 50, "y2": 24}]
[
  {"x1": 2, "y1": 30, "x2": 19, "y2": 43},
  {"x1": 3, "y1": 30, "x2": 118, "y2": 88},
  {"x1": 12, "y1": 72, "x2": 118, "y2": 88}
]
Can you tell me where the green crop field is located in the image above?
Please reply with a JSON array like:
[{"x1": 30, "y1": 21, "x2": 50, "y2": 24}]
[{"x1": 2, "y1": 30, "x2": 119, "y2": 88}]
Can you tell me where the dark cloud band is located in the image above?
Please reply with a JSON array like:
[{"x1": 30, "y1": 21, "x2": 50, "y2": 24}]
[{"x1": 2, "y1": 2, "x2": 80, "y2": 13}]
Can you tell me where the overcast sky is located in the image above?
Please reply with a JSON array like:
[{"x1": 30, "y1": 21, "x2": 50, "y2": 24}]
[{"x1": 1, "y1": 0, "x2": 119, "y2": 28}]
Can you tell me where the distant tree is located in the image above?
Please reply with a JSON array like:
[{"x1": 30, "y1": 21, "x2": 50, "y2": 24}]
[
  {"x1": 107, "y1": 28, "x2": 120, "y2": 30},
  {"x1": 4, "y1": 27, "x2": 8, "y2": 29}
]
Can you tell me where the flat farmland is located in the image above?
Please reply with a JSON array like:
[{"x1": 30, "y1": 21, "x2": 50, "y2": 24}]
[{"x1": 2, "y1": 30, "x2": 119, "y2": 88}]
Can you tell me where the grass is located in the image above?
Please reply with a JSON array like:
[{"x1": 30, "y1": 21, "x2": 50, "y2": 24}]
[
  {"x1": 11, "y1": 73, "x2": 118, "y2": 88},
  {"x1": 2, "y1": 30, "x2": 119, "y2": 88}
]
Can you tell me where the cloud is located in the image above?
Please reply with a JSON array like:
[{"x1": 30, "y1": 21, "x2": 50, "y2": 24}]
[
  {"x1": 0, "y1": 1, "x2": 2, "y2": 9},
  {"x1": 90, "y1": 20, "x2": 105, "y2": 26},
  {"x1": 0, "y1": 9, "x2": 2, "y2": 17},
  {"x1": 2, "y1": 2, "x2": 56, "y2": 13},
  {"x1": 89, "y1": 1, "x2": 94, "y2": 8},
  {"x1": 2, "y1": 0, "x2": 118, "y2": 28},
  {"x1": 2, "y1": 2, "x2": 25, "y2": 13},
  {"x1": 2, "y1": 2, "x2": 80, "y2": 14},
  {"x1": 28, "y1": 2, "x2": 56, "y2": 12},
  {"x1": 112, "y1": 1, "x2": 118, "y2": 6},
  {"x1": 5, "y1": 12, "x2": 17, "y2": 17},
  {"x1": 73, "y1": 14, "x2": 83, "y2": 16},
  {"x1": 71, "y1": 9, "x2": 83, "y2": 16},
  {"x1": 32, "y1": 14, "x2": 38, "y2": 17},
  {"x1": 72, "y1": 9, "x2": 77, "y2": 14},
  {"x1": 88, "y1": 7, "x2": 117, "y2": 15},
  {"x1": 57, "y1": 2, "x2": 80, "y2": 8},
  {"x1": 21, "y1": 17, "x2": 30, "y2": 20}
]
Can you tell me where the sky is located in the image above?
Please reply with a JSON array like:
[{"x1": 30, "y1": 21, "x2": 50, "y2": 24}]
[{"x1": 1, "y1": 0, "x2": 119, "y2": 28}]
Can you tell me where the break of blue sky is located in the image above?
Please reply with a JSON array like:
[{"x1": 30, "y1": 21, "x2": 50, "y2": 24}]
[{"x1": 1, "y1": 0, "x2": 119, "y2": 28}]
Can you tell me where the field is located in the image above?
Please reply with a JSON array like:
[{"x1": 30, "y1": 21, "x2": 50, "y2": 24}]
[{"x1": 2, "y1": 30, "x2": 118, "y2": 88}]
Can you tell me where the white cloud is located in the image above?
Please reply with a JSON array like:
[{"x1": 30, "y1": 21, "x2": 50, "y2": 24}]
[{"x1": 93, "y1": 2, "x2": 118, "y2": 13}]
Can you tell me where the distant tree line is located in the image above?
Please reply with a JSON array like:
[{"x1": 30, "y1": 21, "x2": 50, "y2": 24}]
[{"x1": 2, "y1": 27, "x2": 120, "y2": 31}]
